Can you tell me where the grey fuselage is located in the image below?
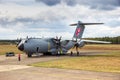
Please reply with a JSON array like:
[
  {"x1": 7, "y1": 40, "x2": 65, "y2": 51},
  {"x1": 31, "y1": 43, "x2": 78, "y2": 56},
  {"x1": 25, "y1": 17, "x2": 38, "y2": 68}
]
[{"x1": 18, "y1": 38, "x2": 74, "y2": 55}]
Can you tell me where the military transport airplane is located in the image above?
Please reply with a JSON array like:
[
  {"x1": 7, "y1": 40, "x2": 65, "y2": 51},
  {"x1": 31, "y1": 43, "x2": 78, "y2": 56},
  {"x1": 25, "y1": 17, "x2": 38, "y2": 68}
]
[{"x1": 17, "y1": 21, "x2": 111, "y2": 57}]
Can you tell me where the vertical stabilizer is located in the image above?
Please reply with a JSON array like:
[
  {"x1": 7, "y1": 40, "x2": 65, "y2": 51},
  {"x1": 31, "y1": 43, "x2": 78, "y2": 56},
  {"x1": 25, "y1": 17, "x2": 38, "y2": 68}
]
[
  {"x1": 70, "y1": 21, "x2": 103, "y2": 40},
  {"x1": 70, "y1": 21, "x2": 85, "y2": 40}
]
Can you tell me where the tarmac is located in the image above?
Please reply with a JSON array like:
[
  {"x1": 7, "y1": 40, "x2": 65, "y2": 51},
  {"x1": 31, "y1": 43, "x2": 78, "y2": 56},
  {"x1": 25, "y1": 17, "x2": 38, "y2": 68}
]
[{"x1": 0, "y1": 52, "x2": 120, "y2": 80}]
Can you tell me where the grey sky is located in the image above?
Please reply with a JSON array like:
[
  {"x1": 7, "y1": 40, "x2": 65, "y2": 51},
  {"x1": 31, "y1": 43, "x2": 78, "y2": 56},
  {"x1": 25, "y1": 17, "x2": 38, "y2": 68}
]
[{"x1": 0, "y1": 0, "x2": 120, "y2": 39}]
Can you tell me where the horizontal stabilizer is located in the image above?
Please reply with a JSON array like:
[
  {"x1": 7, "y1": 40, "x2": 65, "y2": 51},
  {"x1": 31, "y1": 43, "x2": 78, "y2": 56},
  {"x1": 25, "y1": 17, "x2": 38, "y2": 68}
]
[
  {"x1": 70, "y1": 24, "x2": 77, "y2": 26},
  {"x1": 70, "y1": 23, "x2": 104, "y2": 26},
  {"x1": 81, "y1": 23, "x2": 104, "y2": 25}
]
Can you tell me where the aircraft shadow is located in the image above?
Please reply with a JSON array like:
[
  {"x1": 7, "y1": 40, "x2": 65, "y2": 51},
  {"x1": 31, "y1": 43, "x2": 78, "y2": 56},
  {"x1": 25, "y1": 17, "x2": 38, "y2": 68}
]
[{"x1": 29, "y1": 51, "x2": 115, "y2": 58}]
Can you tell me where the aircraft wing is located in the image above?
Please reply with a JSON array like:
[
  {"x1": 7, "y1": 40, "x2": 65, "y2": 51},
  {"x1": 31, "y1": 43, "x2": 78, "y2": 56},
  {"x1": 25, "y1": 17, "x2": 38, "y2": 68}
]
[{"x1": 82, "y1": 40, "x2": 111, "y2": 44}]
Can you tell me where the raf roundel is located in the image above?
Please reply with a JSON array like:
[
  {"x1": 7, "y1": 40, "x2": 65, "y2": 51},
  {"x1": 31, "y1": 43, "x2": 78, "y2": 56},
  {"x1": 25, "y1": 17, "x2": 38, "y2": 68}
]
[{"x1": 75, "y1": 28, "x2": 81, "y2": 37}]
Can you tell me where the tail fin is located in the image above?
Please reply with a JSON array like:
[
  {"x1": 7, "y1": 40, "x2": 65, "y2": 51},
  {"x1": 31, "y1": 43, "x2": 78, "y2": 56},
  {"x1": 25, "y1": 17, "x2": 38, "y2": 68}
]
[{"x1": 70, "y1": 21, "x2": 103, "y2": 40}]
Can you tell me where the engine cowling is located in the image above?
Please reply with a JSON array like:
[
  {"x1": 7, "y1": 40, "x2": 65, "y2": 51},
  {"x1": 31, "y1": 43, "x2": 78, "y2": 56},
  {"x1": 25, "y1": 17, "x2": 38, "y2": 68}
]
[{"x1": 79, "y1": 41, "x2": 85, "y2": 47}]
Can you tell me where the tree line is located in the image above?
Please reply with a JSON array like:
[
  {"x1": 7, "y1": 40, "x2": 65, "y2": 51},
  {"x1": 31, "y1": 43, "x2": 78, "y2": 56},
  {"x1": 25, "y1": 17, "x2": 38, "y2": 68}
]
[
  {"x1": 0, "y1": 40, "x2": 16, "y2": 45},
  {"x1": 0, "y1": 36, "x2": 120, "y2": 44}
]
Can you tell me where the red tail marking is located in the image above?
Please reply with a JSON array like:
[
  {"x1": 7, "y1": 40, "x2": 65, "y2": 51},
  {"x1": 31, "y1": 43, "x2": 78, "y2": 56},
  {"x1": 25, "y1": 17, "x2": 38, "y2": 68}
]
[{"x1": 76, "y1": 28, "x2": 81, "y2": 37}]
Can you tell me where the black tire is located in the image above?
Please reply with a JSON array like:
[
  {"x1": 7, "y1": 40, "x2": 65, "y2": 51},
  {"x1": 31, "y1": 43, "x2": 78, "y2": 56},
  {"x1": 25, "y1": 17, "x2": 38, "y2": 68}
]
[
  {"x1": 43, "y1": 52, "x2": 51, "y2": 55},
  {"x1": 77, "y1": 52, "x2": 79, "y2": 56},
  {"x1": 27, "y1": 53, "x2": 32, "y2": 57},
  {"x1": 70, "y1": 51, "x2": 73, "y2": 56},
  {"x1": 6, "y1": 54, "x2": 8, "y2": 57}
]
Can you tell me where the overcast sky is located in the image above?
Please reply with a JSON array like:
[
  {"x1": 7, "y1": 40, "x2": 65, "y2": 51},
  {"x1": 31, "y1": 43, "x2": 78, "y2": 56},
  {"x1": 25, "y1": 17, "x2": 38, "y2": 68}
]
[{"x1": 0, "y1": 0, "x2": 120, "y2": 39}]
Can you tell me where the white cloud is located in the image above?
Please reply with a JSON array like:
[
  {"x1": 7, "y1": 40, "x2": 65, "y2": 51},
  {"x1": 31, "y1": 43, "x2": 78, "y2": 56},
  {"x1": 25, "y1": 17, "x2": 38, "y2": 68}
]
[
  {"x1": 0, "y1": 27, "x2": 14, "y2": 33},
  {"x1": 84, "y1": 25, "x2": 120, "y2": 38},
  {"x1": 0, "y1": 1, "x2": 120, "y2": 39}
]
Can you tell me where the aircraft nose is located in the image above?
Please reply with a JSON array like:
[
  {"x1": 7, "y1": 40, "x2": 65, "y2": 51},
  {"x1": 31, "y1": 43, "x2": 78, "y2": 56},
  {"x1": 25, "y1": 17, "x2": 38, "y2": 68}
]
[{"x1": 18, "y1": 44, "x2": 24, "y2": 51}]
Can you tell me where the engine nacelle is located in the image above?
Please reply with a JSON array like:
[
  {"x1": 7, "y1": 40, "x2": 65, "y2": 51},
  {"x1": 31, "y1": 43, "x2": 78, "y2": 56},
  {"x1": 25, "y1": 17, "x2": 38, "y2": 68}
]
[{"x1": 79, "y1": 41, "x2": 85, "y2": 47}]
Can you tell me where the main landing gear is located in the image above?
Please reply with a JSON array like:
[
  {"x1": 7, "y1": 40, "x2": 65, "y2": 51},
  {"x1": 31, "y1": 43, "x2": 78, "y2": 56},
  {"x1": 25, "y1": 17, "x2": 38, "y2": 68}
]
[
  {"x1": 70, "y1": 51, "x2": 80, "y2": 56},
  {"x1": 27, "y1": 53, "x2": 32, "y2": 57}
]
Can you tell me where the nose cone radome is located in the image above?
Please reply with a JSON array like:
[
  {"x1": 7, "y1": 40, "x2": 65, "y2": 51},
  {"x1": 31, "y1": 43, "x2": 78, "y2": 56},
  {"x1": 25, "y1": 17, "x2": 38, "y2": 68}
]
[{"x1": 18, "y1": 44, "x2": 24, "y2": 51}]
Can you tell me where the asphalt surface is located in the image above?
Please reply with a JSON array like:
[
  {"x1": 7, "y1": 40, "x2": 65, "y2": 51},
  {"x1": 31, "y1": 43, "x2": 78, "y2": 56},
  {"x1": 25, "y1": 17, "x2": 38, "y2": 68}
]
[{"x1": 0, "y1": 52, "x2": 120, "y2": 80}]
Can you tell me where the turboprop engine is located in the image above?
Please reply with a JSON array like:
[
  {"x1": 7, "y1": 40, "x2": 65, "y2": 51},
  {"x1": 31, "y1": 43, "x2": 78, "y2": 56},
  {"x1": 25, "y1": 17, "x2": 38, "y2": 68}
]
[{"x1": 78, "y1": 41, "x2": 85, "y2": 48}]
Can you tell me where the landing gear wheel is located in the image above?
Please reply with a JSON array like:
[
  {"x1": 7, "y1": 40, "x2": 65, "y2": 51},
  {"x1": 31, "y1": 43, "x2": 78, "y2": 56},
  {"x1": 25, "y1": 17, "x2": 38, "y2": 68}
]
[
  {"x1": 27, "y1": 53, "x2": 32, "y2": 57},
  {"x1": 77, "y1": 52, "x2": 79, "y2": 56},
  {"x1": 57, "y1": 51, "x2": 60, "y2": 56},
  {"x1": 43, "y1": 52, "x2": 51, "y2": 55},
  {"x1": 70, "y1": 51, "x2": 73, "y2": 56}
]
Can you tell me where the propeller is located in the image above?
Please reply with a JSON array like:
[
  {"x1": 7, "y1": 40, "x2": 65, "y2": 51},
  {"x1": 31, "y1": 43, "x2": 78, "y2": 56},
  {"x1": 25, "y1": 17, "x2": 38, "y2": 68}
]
[
  {"x1": 54, "y1": 36, "x2": 62, "y2": 48},
  {"x1": 53, "y1": 36, "x2": 63, "y2": 54},
  {"x1": 16, "y1": 36, "x2": 29, "y2": 47},
  {"x1": 16, "y1": 38, "x2": 22, "y2": 46}
]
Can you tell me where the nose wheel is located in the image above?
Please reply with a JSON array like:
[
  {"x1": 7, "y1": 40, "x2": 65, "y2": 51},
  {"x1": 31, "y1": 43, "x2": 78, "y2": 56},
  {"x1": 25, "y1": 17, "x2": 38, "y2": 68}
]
[{"x1": 27, "y1": 53, "x2": 32, "y2": 57}]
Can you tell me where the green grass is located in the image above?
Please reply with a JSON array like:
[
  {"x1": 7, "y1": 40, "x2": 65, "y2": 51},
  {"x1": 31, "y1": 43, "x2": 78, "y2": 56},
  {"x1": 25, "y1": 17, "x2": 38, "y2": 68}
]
[
  {"x1": 0, "y1": 44, "x2": 120, "y2": 73},
  {"x1": 31, "y1": 50, "x2": 120, "y2": 73},
  {"x1": 31, "y1": 55, "x2": 120, "y2": 73}
]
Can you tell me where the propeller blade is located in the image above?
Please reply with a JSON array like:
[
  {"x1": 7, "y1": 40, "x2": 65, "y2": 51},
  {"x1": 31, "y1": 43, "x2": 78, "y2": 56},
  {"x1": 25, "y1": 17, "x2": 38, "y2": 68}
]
[
  {"x1": 26, "y1": 36, "x2": 28, "y2": 39},
  {"x1": 59, "y1": 36, "x2": 62, "y2": 40},
  {"x1": 56, "y1": 36, "x2": 58, "y2": 39},
  {"x1": 16, "y1": 38, "x2": 22, "y2": 47},
  {"x1": 52, "y1": 36, "x2": 65, "y2": 54}
]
